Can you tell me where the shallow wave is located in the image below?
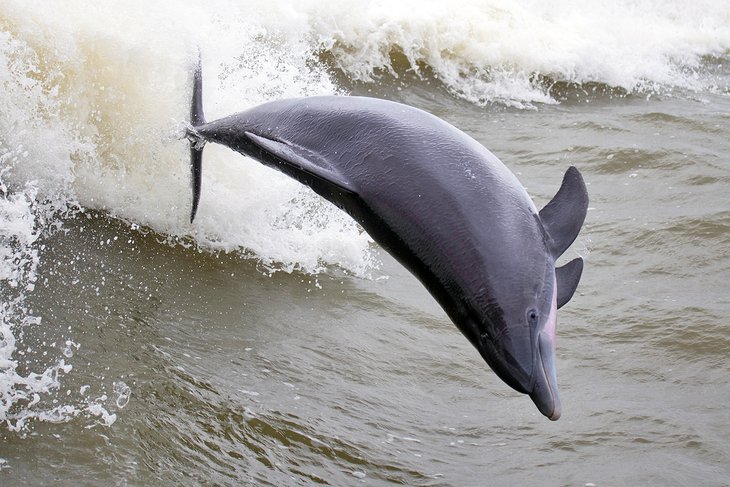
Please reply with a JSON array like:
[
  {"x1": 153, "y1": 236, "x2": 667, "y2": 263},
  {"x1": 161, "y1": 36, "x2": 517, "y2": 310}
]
[
  {"x1": 310, "y1": 0, "x2": 730, "y2": 107},
  {"x1": 2, "y1": 0, "x2": 729, "y2": 272},
  {"x1": 0, "y1": 1, "x2": 376, "y2": 275}
]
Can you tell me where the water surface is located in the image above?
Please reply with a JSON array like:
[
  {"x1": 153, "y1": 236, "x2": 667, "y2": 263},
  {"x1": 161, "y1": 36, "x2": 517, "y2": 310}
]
[{"x1": 1, "y1": 1, "x2": 729, "y2": 485}]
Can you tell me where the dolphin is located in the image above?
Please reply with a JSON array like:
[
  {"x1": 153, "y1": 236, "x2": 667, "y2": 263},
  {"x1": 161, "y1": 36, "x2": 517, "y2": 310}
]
[{"x1": 185, "y1": 61, "x2": 588, "y2": 420}]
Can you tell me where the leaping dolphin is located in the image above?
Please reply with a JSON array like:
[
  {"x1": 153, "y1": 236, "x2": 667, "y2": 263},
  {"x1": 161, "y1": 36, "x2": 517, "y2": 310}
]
[{"x1": 185, "y1": 61, "x2": 588, "y2": 420}]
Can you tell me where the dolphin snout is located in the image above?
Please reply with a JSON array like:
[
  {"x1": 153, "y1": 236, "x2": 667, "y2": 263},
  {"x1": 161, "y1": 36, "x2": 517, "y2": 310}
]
[{"x1": 529, "y1": 332, "x2": 561, "y2": 420}]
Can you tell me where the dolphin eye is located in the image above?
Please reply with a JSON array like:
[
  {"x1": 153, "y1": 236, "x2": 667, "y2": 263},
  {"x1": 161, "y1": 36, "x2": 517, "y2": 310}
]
[{"x1": 527, "y1": 309, "x2": 538, "y2": 324}]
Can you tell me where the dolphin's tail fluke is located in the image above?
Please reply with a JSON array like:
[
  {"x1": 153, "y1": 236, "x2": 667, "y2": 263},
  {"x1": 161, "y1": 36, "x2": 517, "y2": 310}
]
[{"x1": 189, "y1": 54, "x2": 206, "y2": 223}]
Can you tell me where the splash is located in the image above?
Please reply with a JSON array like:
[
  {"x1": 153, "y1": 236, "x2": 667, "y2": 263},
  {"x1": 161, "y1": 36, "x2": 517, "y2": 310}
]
[
  {"x1": 0, "y1": 19, "x2": 121, "y2": 433},
  {"x1": 1, "y1": 1, "x2": 377, "y2": 275},
  {"x1": 0, "y1": 180, "x2": 120, "y2": 432},
  {"x1": 0, "y1": 0, "x2": 376, "y2": 435}
]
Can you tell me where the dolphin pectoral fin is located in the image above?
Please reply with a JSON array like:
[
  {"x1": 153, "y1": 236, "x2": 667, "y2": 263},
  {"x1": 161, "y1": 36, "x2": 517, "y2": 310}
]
[
  {"x1": 244, "y1": 132, "x2": 355, "y2": 194},
  {"x1": 555, "y1": 257, "x2": 583, "y2": 309},
  {"x1": 539, "y1": 166, "x2": 589, "y2": 259}
]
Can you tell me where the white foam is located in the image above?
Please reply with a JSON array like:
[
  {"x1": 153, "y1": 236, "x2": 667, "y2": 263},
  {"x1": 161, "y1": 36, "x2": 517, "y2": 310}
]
[
  {"x1": 306, "y1": 0, "x2": 730, "y2": 106},
  {"x1": 1, "y1": 11, "x2": 119, "y2": 432},
  {"x1": 2, "y1": 0, "x2": 376, "y2": 275}
]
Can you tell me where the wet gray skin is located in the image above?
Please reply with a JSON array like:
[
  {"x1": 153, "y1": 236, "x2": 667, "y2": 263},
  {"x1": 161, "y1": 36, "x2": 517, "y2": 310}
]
[{"x1": 187, "y1": 63, "x2": 588, "y2": 420}]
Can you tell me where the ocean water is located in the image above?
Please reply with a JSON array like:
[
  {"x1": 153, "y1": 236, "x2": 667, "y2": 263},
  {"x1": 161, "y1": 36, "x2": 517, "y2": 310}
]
[{"x1": 1, "y1": 1, "x2": 729, "y2": 485}]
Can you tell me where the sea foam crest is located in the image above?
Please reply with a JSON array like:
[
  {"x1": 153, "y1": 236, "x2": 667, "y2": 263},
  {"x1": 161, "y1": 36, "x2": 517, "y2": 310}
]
[
  {"x1": 1, "y1": 0, "x2": 377, "y2": 276},
  {"x1": 305, "y1": 0, "x2": 730, "y2": 106}
]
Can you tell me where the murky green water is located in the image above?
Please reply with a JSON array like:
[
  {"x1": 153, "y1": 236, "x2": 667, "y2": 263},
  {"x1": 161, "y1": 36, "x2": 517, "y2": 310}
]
[{"x1": 4, "y1": 88, "x2": 730, "y2": 485}]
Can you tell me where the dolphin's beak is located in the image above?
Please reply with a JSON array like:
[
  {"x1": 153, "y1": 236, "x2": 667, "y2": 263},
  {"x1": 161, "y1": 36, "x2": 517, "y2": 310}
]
[{"x1": 529, "y1": 331, "x2": 561, "y2": 420}]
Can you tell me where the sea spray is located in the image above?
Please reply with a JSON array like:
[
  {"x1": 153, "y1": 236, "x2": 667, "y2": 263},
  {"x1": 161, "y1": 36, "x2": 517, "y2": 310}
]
[
  {"x1": 0, "y1": 21, "x2": 120, "y2": 433},
  {"x1": 1, "y1": 1, "x2": 376, "y2": 274},
  {"x1": 0, "y1": 29, "x2": 72, "y2": 432}
]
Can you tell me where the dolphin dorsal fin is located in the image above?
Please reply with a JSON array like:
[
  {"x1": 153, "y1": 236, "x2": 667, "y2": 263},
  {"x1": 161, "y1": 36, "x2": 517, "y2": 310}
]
[
  {"x1": 555, "y1": 257, "x2": 583, "y2": 309},
  {"x1": 539, "y1": 166, "x2": 588, "y2": 259}
]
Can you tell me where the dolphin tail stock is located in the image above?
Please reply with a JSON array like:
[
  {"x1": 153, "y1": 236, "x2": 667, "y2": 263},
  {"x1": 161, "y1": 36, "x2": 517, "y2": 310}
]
[{"x1": 188, "y1": 53, "x2": 206, "y2": 223}]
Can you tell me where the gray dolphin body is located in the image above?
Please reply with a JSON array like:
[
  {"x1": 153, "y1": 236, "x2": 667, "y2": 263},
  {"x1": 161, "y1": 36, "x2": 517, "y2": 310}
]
[{"x1": 186, "y1": 64, "x2": 588, "y2": 420}]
